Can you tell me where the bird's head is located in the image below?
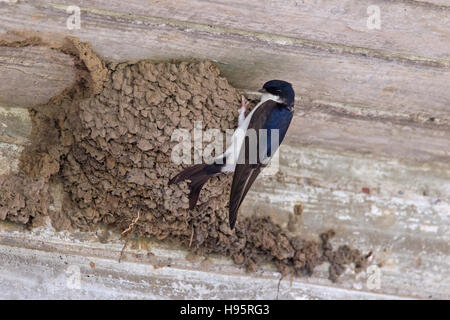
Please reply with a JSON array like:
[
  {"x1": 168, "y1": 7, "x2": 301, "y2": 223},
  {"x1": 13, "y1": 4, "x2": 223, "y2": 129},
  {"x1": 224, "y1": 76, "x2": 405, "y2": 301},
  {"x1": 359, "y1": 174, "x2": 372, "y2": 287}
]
[{"x1": 258, "y1": 80, "x2": 295, "y2": 107}]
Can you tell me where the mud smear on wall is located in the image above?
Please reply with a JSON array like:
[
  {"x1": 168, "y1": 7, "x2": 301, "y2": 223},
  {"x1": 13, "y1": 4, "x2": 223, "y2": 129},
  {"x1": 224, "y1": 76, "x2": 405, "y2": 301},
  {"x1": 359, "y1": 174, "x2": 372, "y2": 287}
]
[{"x1": 0, "y1": 36, "x2": 370, "y2": 281}]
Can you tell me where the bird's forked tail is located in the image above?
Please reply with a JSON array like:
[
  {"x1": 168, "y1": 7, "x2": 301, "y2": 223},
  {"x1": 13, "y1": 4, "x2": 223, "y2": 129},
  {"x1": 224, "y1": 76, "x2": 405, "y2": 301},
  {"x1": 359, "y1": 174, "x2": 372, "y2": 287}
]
[{"x1": 168, "y1": 163, "x2": 222, "y2": 209}]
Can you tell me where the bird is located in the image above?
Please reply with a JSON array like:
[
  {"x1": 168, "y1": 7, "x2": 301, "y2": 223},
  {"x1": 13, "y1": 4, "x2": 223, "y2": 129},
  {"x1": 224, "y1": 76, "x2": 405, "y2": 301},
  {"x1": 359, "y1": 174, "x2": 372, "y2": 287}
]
[{"x1": 169, "y1": 80, "x2": 295, "y2": 229}]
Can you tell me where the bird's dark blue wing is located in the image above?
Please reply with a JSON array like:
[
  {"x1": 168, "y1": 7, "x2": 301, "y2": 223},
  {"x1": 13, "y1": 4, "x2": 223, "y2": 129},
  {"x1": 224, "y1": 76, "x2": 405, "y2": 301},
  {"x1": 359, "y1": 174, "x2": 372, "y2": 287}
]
[
  {"x1": 262, "y1": 105, "x2": 293, "y2": 159},
  {"x1": 228, "y1": 100, "x2": 293, "y2": 229}
]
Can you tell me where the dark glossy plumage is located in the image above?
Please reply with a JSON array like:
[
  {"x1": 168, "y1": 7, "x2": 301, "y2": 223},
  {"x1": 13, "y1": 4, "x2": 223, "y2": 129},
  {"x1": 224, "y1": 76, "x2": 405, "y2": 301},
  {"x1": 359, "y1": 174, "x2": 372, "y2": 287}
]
[{"x1": 228, "y1": 98, "x2": 294, "y2": 229}]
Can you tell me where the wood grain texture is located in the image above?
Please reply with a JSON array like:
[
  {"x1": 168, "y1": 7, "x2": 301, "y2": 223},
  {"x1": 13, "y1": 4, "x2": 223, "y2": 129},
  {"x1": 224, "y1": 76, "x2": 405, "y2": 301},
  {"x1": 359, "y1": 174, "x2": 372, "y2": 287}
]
[
  {"x1": 1, "y1": 98, "x2": 449, "y2": 165},
  {"x1": 0, "y1": 1, "x2": 449, "y2": 123},
  {"x1": 286, "y1": 101, "x2": 450, "y2": 164},
  {"x1": 244, "y1": 145, "x2": 450, "y2": 241},
  {"x1": 0, "y1": 46, "x2": 76, "y2": 107},
  {"x1": 416, "y1": 0, "x2": 450, "y2": 6},
  {"x1": 0, "y1": 221, "x2": 413, "y2": 299},
  {"x1": 0, "y1": 0, "x2": 449, "y2": 300},
  {"x1": 51, "y1": 0, "x2": 450, "y2": 60},
  {"x1": 240, "y1": 145, "x2": 450, "y2": 299}
]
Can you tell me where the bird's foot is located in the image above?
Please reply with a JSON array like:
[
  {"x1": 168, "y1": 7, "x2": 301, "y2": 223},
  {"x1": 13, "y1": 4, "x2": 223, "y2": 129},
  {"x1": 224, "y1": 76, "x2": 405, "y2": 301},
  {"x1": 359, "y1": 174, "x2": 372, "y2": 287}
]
[
  {"x1": 240, "y1": 95, "x2": 248, "y2": 113},
  {"x1": 238, "y1": 95, "x2": 247, "y2": 126}
]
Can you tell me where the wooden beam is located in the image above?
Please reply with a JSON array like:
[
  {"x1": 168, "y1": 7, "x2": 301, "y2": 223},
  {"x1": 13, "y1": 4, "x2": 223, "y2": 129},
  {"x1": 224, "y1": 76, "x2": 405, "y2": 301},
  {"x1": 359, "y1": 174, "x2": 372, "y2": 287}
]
[
  {"x1": 0, "y1": 65, "x2": 449, "y2": 169},
  {"x1": 1, "y1": 2, "x2": 449, "y2": 123},
  {"x1": 28, "y1": 0, "x2": 450, "y2": 60},
  {"x1": 0, "y1": 46, "x2": 75, "y2": 107},
  {"x1": 0, "y1": 221, "x2": 414, "y2": 299},
  {"x1": 286, "y1": 102, "x2": 450, "y2": 164},
  {"x1": 240, "y1": 145, "x2": 450, "y2": 299},
  {"x1": 0, "y1": 1, "x2": 448, "y2": 300}
]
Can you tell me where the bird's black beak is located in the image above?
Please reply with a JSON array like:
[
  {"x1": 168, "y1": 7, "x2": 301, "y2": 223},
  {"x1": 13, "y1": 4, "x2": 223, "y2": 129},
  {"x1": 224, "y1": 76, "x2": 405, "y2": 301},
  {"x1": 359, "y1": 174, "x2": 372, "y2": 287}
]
[{"x1": 258, "y1": 88, "x2": 268, "y2": 94}]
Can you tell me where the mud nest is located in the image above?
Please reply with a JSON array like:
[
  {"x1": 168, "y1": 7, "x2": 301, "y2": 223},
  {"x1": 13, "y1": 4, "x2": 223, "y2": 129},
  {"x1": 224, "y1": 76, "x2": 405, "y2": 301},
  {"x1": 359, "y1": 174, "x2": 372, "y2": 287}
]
[{"x1": 0, "y1": 37, "x2": 370, "y2": 281}]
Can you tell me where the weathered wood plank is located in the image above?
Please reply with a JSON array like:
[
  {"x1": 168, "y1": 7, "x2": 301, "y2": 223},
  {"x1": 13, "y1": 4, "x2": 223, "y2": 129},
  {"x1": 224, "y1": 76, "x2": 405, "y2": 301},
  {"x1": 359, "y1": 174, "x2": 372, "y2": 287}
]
[
  {"x1": 286, "y1": 102, "x2": 450, "y2": 164},
  {"x1": 0, "y1": 46, "x2": 75, "y2": 107},
  {"x1": 1, "y1": 2, "x2": 449, "y2": 123},
  {"x1": 1, "y1": 44, "x2": 448, "y2": 165},
  {"x1": 240, "y1": 145, "x2": 450, "y2": 299},
  {"x1": 0, "y1": 142, "x2": 22, "y2": 175},
  {"x1": 0, "y1": 105, "x2": 31, "y2": 145},
  {"x1": 0, "y1": 0, "x2": 448, "y2": 300},
  {"x1": 417, "y1": 0, "x2": 450, "y2": 6},
  {"x1": 51, "y1": 0, "x2": 450, "y2": 60},
  {"x1": 243, "y1": 144, "x2": 450, "y2": 234},
  {"x1": 1, "y1": 97, "x2": 449, "y2": 165},
  {"x1": 0, "y1": 222, "x2": 410, "y2": 299}
]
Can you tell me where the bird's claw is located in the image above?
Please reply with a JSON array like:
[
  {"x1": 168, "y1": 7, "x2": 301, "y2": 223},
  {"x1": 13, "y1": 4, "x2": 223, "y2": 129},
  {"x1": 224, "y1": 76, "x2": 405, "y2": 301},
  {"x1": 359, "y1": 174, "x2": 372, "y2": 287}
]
[
  {"x1": 238, "y1": 95, "x2": 247, "y2": 127},
  {"x1": 241, "y1": 95, "x2": 248, "y2": 111}
]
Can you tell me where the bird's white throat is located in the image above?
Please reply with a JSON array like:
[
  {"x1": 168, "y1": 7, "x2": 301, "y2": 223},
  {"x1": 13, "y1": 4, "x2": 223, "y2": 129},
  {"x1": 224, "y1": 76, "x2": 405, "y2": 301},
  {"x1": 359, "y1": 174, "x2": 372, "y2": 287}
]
[
  {"x1": 217, "y1": 93, "x2": 283, "y2": 172},
  {"x1": 260, "y1": 93, "x2": 283, "y2": 104}
]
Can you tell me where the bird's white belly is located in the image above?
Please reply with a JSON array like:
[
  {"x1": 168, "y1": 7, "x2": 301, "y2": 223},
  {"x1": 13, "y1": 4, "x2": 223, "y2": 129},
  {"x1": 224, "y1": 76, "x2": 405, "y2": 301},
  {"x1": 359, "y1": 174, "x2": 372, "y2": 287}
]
[{"x1": 217, "y1": 94, "x2": 281, "y2": 173}]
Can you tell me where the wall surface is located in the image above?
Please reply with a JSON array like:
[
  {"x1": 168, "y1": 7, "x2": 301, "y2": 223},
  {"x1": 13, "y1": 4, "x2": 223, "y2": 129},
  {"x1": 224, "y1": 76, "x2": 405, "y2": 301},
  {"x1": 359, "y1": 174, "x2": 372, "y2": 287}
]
[{"x1": 0, "y1": 0, "x2": 449, "y2": 299}]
